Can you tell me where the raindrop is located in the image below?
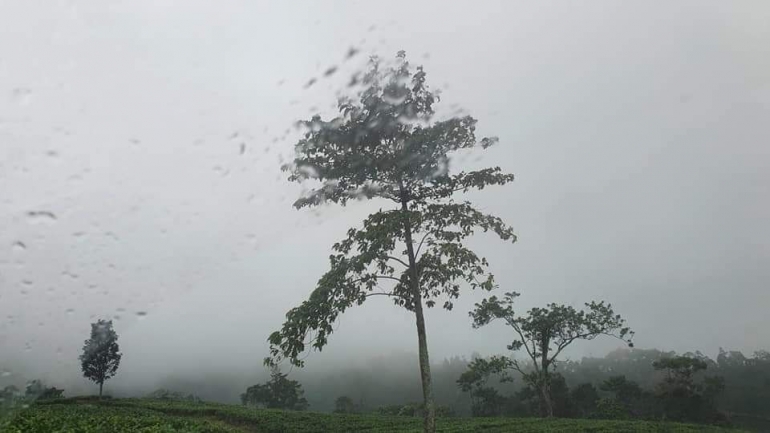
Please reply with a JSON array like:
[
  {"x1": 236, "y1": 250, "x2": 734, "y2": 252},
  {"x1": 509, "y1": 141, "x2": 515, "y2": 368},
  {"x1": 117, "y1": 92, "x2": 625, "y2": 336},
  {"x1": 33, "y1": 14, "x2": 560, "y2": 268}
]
[
  {"x1": 345, "y1": 47, "x2": 360, "y2": 60},
  {"x1": 62, "y1": 270, "x2": 79, "y2": 279},
  {"x1": 0, "y1": 370, "x2": 11, "y2": 377},
  {"x1": 276, "y1": 79, "x2": 285, "y2": 86},
  {"x1": 304, "y1": 78, "x2": 317, "y2": 89},
  {"x1": 27, "y1": 210, "x2": 57, "y2": 223},
  {"x1": 323, "y1": 66, "x2": 338, "y2": 77},
  {"x1": 11, "y1": 241, "x2": 26, "y2": 252},
  {"x1": 239, "y1": 143, "x2": 246, "y2": 155},
  {"x1": 22, "y1": 279, "x2": 33, "y2": 286},
  {"x1": 113, "y1": 315, "x2": 121, "y2": 320},
  {"x1": 46, "y1": 150, "x2": 60, "y2": 157},
  {"x1": 116, "y1": 307, "x2": 125, "y2": 313},
  {"x1": 24, "y1": 343, "x2": 32, "y2": 352},
  {"x1": 65, "y1": 308, "x2": 74, "y2": 315},
  {"x1": 136, "y1": 311, "x2": 147, "y2": 318},
  {"x1": 11, "y1": 88, "x2": 32, "y2": 105}
]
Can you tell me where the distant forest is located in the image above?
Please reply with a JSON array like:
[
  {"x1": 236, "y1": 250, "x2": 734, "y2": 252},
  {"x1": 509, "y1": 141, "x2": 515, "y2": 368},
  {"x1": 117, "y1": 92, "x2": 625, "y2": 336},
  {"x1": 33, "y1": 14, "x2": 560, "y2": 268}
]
[{"x1": 145, "y1": 347, "x2": 769, "y2": 431}]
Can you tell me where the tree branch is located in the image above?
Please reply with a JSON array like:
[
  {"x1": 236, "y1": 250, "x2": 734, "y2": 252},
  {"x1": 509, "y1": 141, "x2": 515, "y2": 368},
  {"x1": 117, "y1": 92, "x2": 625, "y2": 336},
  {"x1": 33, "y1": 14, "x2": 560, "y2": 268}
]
[
  {"x1": 386, "y1": 256, "x2": 409, "y2": 268},
  {"x1": 414, "y1": 231, "x2": 432, "y2": 258}
]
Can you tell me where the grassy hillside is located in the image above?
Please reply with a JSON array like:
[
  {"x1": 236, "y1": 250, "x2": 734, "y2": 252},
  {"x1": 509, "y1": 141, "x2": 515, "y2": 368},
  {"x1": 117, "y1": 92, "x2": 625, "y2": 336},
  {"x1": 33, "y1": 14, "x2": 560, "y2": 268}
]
[{"x1": 2, "y1": 398, "x2": 744, "y2": 433}]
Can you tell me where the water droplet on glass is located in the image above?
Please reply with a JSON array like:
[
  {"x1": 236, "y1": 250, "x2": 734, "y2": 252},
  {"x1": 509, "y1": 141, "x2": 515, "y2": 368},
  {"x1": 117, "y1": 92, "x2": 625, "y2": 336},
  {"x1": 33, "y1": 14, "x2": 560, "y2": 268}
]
[
  {"x1": 323, "y1": 66, "x2": 338, "y2": 77},
  {"x1": 65, "y1": 308, "x2": 74, "y2": 315},
  {"x1": 136, "y1": 311, "x2": 148, "y2": 319},
  {"x1": 11, "y1": 88, "x2": 32, "y2": 106},
  {"x1": 113, "y1": 315, "x2": 121, "y2": 320},
  {"x1": 345, "y1": 47, "x2": 360, "y2": 60},
  {"x1": 26, "y1": 210, "x2": 57, "y2": 223},
  {"x1": 0, "y1": 370, "x2": 11, "y2": 377},
  {"x1": 304, "y1": 78, "x2": 317, "y2": 89},
  {"x1": 11, "y1": 241, "x2": 26, "y2": 252}
]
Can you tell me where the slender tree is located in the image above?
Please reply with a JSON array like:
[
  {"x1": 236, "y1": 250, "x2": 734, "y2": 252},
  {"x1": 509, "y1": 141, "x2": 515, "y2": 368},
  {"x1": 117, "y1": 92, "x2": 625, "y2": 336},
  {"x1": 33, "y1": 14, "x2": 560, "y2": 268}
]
[
  {"x1": 470, "y1": 292, "x2": 633, "y2": 417},
  {"x1": 79, "y1": 319, "x2": 121, "y2": 398},
  {"x1": 266, "y1": 51, "x2": 515, "y2": 432}
]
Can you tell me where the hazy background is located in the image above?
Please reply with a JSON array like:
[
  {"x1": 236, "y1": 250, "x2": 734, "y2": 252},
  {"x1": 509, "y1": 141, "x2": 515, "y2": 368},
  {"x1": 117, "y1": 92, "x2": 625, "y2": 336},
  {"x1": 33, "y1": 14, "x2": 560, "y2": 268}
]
[{"x1": 1, "y1": 1, "x2": 768, "y2": 400}]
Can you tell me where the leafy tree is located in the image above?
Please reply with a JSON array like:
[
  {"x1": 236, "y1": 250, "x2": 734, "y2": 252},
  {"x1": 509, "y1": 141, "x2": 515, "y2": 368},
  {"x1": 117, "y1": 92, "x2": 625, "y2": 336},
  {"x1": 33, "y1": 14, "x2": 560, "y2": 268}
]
[
  {"x1": 266, "y1": 51, "x2": 515, "y2": 432},
  {"x1": 469, "y1": 292, "x2": 633, "y2": 417},
  {"x1": 24, "y1": 380, "x2": 45, "y2": 399},
  {"x1": 333, "y1": 395, "x2": 359, "y2": 414},
  {"x1": 79, "y1": 319, "x2": 121, "y2": 398},
  {"x1": 241, "y1": 367, "x2": 308, "y2": 411},
  {"x1": 653, "y1": 356, "x2": 724, "y2": 423},
  {"x1": 456, "y1": 356, "x2": 513, "y2": 416}
]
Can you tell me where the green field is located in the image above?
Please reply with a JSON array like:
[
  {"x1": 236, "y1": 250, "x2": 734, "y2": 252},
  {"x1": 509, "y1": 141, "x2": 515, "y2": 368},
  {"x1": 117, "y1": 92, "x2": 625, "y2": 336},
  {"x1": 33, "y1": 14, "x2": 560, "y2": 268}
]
[{"x1": 1, "y1": 398, "x2": 744, "y2": 432}]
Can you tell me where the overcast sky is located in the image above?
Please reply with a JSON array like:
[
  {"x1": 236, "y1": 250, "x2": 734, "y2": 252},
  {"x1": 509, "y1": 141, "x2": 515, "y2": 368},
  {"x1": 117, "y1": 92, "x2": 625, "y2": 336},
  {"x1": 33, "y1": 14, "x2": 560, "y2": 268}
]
[{"x1": 1, "y1": 1, "x2": 768, "y2": 393}]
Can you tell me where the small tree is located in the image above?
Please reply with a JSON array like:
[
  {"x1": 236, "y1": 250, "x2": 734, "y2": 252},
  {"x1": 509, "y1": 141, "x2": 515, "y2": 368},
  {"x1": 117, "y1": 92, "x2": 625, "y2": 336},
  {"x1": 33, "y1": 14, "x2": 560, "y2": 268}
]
[
  {"x1": 456, "y1": 356, "x2": 513, "y2": 417},
  {"x1": 266, "y1": 51, "x2": 515, "y2": 433},
  {"x1": 333, "y1": 395, "x2": 359, "y2": 414},
  {"x1": 469, "y1": 292, "x2": 633, "y2": 417},
  {"x1": 241, "y1": 367, "x2": 308, "y2": 411},
  {"x1": 79, "y1": 319, "x2": 121, "y2": 398}
]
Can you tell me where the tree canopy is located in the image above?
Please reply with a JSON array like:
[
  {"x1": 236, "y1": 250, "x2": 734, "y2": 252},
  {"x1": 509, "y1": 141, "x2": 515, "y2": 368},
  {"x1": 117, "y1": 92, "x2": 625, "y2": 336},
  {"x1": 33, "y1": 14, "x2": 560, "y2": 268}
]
[
  {"x1": 241, "y1": 367, "x2": 308, "y2": 411},
  {"x1": 79, "y1": 319, "x2": 121, "y2": 398},
  {"x1": 468, "y1": 292, "x2": 633, "y2": 417}
]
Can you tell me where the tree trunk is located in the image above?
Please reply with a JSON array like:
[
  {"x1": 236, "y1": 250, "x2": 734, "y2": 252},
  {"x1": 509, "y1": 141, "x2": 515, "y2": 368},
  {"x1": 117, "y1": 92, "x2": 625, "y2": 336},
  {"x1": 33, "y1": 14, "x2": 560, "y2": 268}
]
[
  {"x1": 540, "y1": 381, "x2": 554, "y2": 417},
  {"x1": 540, "y1": 342, "x2": 554, "y2": 417},
  {"x1": 400, "y1": 191, "x2": 436, "y2": 433},
  {"x1": 99, "y1": 381, "x2": 103, "y2": 399}
]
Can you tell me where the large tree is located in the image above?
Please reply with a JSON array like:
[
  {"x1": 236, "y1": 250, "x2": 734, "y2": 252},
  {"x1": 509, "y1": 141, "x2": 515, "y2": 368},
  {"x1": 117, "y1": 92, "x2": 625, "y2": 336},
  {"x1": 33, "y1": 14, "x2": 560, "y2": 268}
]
[
  {"x1": 265, "y1": 51, "x2": 515, "y2": 432},
  {"x1": 79, "y1": 319, "x2": 121, "y2": 398},
  {"x1": 469, "y1": 292, "x2": 633, "y2": 417}
]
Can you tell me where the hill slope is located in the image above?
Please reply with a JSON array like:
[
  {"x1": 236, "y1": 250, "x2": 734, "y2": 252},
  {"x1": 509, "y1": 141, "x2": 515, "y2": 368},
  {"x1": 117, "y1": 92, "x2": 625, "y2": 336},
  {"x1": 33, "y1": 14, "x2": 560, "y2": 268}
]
[{"x1": 2, "y1": 398, "x2": 743, "y2": 432}]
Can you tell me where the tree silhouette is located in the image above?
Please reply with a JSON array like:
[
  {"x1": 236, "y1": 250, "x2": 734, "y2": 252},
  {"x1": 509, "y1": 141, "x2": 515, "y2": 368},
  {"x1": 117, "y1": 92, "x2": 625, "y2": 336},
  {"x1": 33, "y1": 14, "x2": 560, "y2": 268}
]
[{"x1": 79, "y1": 319, "x2": 121, "y2": 398}]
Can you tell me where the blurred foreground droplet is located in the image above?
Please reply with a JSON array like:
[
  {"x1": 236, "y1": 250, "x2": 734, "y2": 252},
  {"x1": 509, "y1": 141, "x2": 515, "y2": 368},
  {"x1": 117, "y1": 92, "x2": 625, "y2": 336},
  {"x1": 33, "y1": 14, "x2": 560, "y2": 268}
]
[{"x1": 27, "y1": 211, "x2": 57, "y2": 223}]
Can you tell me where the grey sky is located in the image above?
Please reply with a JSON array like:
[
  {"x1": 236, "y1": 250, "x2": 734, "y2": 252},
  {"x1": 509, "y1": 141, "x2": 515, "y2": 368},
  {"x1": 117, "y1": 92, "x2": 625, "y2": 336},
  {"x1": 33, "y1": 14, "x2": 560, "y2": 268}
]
[{"x1": 1, "y1": 1, "x2": 768, "y2": 394}]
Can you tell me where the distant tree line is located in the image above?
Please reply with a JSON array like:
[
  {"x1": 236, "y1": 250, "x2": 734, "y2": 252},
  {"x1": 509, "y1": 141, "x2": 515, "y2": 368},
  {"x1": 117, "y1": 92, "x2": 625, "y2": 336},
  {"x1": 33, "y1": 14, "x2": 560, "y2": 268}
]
[{"x1": 278, "y1": 348, "x2": 768, "y2": 431}]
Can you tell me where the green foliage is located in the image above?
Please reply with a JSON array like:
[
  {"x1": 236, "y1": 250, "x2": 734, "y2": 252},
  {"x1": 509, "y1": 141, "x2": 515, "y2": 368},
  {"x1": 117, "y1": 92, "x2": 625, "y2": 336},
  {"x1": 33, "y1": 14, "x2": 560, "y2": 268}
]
[
  {"x1": 267, "y1": 51, "x2": 515, "y2": 368},
  {"x1": 570, "y1": 383, "x2": 599, "y2": 418},
  {"x1": 3, "y1": 398, "x2": 745, "y2": 432},
  {"x1": 376, "y1": 402, "x2": 455, "y2": 418},
  {"x1": 653, "y1": 356, "x2": 725, "y2": 424},
  {"x1": 146, "y1": 389, "x2": 202, "y2": 403},
  {"x1": 595, "y1": 397, "x2": 631, "y2": 420},
  {"x1": 467, "y1": 292, "x2": 633, "y2": 417},
  {"x1": 79, "y1": 319, "x2": 121, "y2": 396},
  {"x1": 456, "y1": 356, "x2": 513, "y2": 416},
  {"x1": 333, "y1": 395, "x2": 362, "y2": 414},
  {"x1": 241, "y1": 368, "x2": 308, "y2": 411}
]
